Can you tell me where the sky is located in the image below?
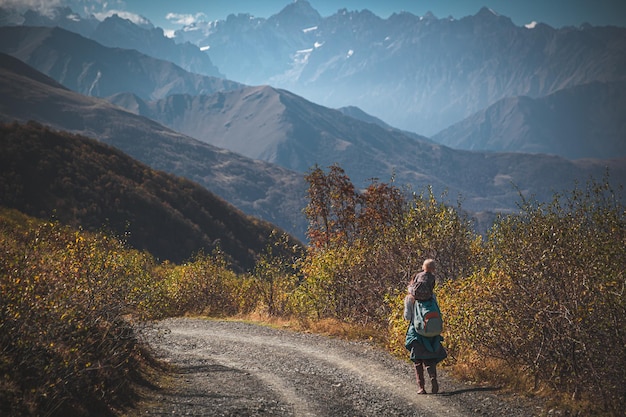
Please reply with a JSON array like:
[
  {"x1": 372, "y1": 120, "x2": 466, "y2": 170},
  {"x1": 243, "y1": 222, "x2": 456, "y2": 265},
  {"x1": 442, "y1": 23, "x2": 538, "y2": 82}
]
[{"x1": 3, "y1": 0, "x2": 626, "y2": 32}]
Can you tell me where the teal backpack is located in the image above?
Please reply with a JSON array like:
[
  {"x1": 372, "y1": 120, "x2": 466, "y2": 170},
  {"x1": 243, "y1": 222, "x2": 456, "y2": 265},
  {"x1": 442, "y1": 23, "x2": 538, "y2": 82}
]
[{"x1": 413, "y1": 297, "x2": 443, "y2": 337}]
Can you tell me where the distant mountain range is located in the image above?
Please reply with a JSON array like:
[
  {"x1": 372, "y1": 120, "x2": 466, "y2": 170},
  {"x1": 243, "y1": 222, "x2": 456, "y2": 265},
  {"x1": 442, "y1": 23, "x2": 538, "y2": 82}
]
[
  {"x1": 170, "y1": 1, "x2": 626, "y2": 136},
  {"x1": 1, "y1": 3, "x2": 625, "y2": 245},
  {"x1": 106, "y1": 86, "x2": 436, "y2": 174},
  {"x1": 105, "y1": 82, "x2": 626, "y2": 215},
  {"x1": 433, "y1": 81, "x2": 626, "y2": 159},
  {"x1": 2, "y1": 3, "x2": 625, "y2": 160},
  {"x1": 0, "y1": 26, "x2": 242, "y2": 100},
  {"x1": 0, "y1": 6, "x2": 222, "y2": 78}
]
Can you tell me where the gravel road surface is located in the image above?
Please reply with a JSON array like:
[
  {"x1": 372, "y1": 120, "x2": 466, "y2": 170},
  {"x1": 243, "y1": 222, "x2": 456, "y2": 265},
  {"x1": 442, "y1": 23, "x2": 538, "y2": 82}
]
[{"x1": 129, "y1": 318, "x2": 545, "y2": 417}]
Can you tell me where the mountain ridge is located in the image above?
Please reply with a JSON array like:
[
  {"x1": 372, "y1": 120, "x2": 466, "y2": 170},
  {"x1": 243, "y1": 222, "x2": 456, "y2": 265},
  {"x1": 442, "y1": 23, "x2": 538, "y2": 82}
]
[
  {"x1": 173, "y1": 3, "x2": 626, "y2": 136},
  {"x1": 3, "y1": 4, "x2": 625, "y2": 160},
  {"x1": 0, "y1": 5, "x2": 222, "y2": 78},
  {"x1": 105, "y1": 80, "x2": 626, "y2": 216}
]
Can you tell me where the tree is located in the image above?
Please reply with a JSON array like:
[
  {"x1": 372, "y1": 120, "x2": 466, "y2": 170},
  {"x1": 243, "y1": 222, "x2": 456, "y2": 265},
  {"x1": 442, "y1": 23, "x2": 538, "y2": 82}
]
[{"x1": 304, "y1": 164, "x2": 360, "y2": 248}]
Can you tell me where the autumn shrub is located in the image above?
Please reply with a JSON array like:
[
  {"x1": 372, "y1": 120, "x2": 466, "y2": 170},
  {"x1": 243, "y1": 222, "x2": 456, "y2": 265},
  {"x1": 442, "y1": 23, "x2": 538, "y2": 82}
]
[
  {"x1": 438, "y1": 178, "x2": 626, "y2": 415},
  {"x1": 252, "y1": 231, "x2": 301, "y2": 316},
  {"x1": 161, "y1": 249, "x2": 242, "y2": 317},
  {"x1": 0, "y1": 208, "x2": 289, "y2": 415},
  {"x1": 0, "y1": 216, "x2": 157, "y2": 416},
  {"x1": 294, "y1": 244, "x2": 364, "y2": 321},
  {"x1": 385, "y1": 290, "x2": 411, "y2": 357},
  {"x1": 297, "y1": 165, "x2": 625, "y2": 414}
]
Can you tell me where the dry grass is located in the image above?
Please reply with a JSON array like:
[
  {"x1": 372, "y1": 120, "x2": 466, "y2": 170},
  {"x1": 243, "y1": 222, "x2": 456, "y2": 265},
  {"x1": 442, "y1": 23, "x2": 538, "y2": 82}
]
[{"x1": 228, "y1": 312, "x2": 386, "y2": 345}]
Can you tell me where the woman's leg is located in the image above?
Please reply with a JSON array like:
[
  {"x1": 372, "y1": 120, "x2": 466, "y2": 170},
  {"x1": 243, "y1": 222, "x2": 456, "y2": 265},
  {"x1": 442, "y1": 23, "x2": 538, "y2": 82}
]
[{"x1": 414, "y1": 361, "x2": 426, "y2": 394}]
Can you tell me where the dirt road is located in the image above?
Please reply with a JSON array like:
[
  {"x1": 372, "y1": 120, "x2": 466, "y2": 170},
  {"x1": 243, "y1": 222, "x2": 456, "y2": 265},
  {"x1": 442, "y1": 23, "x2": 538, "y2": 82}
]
[{"x1": 130, "y1": 318, "x2": 543, "y2": 416}]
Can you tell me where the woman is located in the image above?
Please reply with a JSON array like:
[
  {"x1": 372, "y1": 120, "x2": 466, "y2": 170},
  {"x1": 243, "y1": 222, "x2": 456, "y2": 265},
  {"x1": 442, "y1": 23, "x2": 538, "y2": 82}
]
[{"x1": 404, "y1": 259, "x2": 447, "y2": 394}]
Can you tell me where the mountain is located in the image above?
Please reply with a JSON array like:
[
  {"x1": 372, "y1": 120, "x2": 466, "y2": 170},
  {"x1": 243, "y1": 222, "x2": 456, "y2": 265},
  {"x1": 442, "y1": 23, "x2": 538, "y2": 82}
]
[
  {"x1": 174, "y1": 3, "x2": 626, "y2": 136},
  {"x1": 106, "y1": 86, "x2": 435, "y2": 174},
  {"x1": 0, "y1": 122, "x2": 300, "y2": 270},
  {"x1": 106, "y1": 85, "x2": 626, "y2": 215},
  {"x1": 2, "y1": 51, "x2": 625, "y2": 237},
  {"x1": 0, "y1": 5, "x2": 222, "y2": 77},
  {"x1": 0, "y1": 52, "x2": 308, "y2": 241},
  {"x1": 90, "y1": 15, "x2": 222, "y2": 78},
  {"x1": 0, "y1": 26, "x2": 241, "y2": 100},
  {"x1": 431, "y1": 81, "x2": 626, "y2": 159},
  {"x1": 174, "y1": 0, "x2": 322, "y2": 83}
]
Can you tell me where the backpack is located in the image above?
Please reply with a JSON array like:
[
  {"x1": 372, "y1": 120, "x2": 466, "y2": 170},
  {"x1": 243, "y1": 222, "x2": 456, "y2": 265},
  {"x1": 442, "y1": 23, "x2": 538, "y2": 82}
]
[{"x1": 413, "y1": 297, "x2": 443, "y2": 337}]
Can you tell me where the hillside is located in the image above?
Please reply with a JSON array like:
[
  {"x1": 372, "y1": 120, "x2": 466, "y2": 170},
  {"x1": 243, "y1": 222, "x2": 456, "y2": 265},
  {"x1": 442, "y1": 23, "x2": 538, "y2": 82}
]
[
  {"x1": 432, "y1": 81, "x2": 626, "y2": 159},
  {"x1": 0, "y1": 122, "x2": 297, "y2": 270},
  {"x1": 0, "y1": 52, "x2": 309, "y2": 240},
  {"x1": 2, "y1": 52, "x2": 625, "y2": 239}
]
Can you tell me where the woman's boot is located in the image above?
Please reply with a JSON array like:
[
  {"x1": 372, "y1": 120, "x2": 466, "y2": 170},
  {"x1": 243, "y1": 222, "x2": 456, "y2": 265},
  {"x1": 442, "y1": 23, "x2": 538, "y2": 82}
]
[
  {"x1": 414, "y1": 363, "x2": 426, "y2": 394},
  {"x1": 426, "y1": 364, "x2": 438, "y2": 394}
]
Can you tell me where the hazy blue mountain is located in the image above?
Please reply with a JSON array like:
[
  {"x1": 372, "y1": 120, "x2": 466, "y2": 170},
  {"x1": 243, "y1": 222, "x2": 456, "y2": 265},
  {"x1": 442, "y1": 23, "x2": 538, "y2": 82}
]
[
  {"x1": 0, "y1": 53, "x2": 308, "y2": 240},
  {"x1": 5, "y1": 3, "x2": 624, "y2": 160},
  {"x1": 174, "y1": 2, "x2": 626, "y2": 136},
  {"x1": 337, "y1": 106, "x2": 435, "y2": 143},
  {"x1": 0, "y1": 5, "x2": 222, "y2": 77},
  {"x1": 90, "y1": 14, "x2": 222, "y2": 77},
  {"x1": 0, "y1": 26, "x2": 240, "y2": 100},
  {"x1": 175, "y1": 0, "x2": 322, "y2": 83},
  {"x1": 21, "y1": 6, "x2": 98, "y2": 38},
  {"x1": 431, "y1": 81, "x2": 626, "y2": 159}
]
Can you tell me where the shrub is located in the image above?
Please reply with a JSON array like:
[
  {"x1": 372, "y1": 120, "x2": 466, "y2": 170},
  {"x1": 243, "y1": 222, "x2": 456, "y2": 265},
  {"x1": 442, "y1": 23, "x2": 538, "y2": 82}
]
[
  {"x1": 161, "y1": 249, "x2": 241, "y2": 317},
  {"x1": 252, "y1": 231, "x2": 301, "y2": 316},
  {"x1": 0, "y1": 217, "x2": 153, "y2": 416},
  {"x1": 438, "y1": 178, "x2": 626, "y2": 415}
]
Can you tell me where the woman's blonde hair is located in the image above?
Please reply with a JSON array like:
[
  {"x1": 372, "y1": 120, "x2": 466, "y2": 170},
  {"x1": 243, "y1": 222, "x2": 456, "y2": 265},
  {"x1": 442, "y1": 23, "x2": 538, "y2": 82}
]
[{"x1": 423, "y1": 258, "x2": 435, "y2": 272}]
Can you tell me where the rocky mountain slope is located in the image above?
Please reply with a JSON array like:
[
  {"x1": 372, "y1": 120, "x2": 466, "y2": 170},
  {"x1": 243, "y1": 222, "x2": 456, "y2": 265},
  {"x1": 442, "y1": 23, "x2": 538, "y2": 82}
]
[{"x1": 0, "y1": 6, "x2": 221, "y2": 77}]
